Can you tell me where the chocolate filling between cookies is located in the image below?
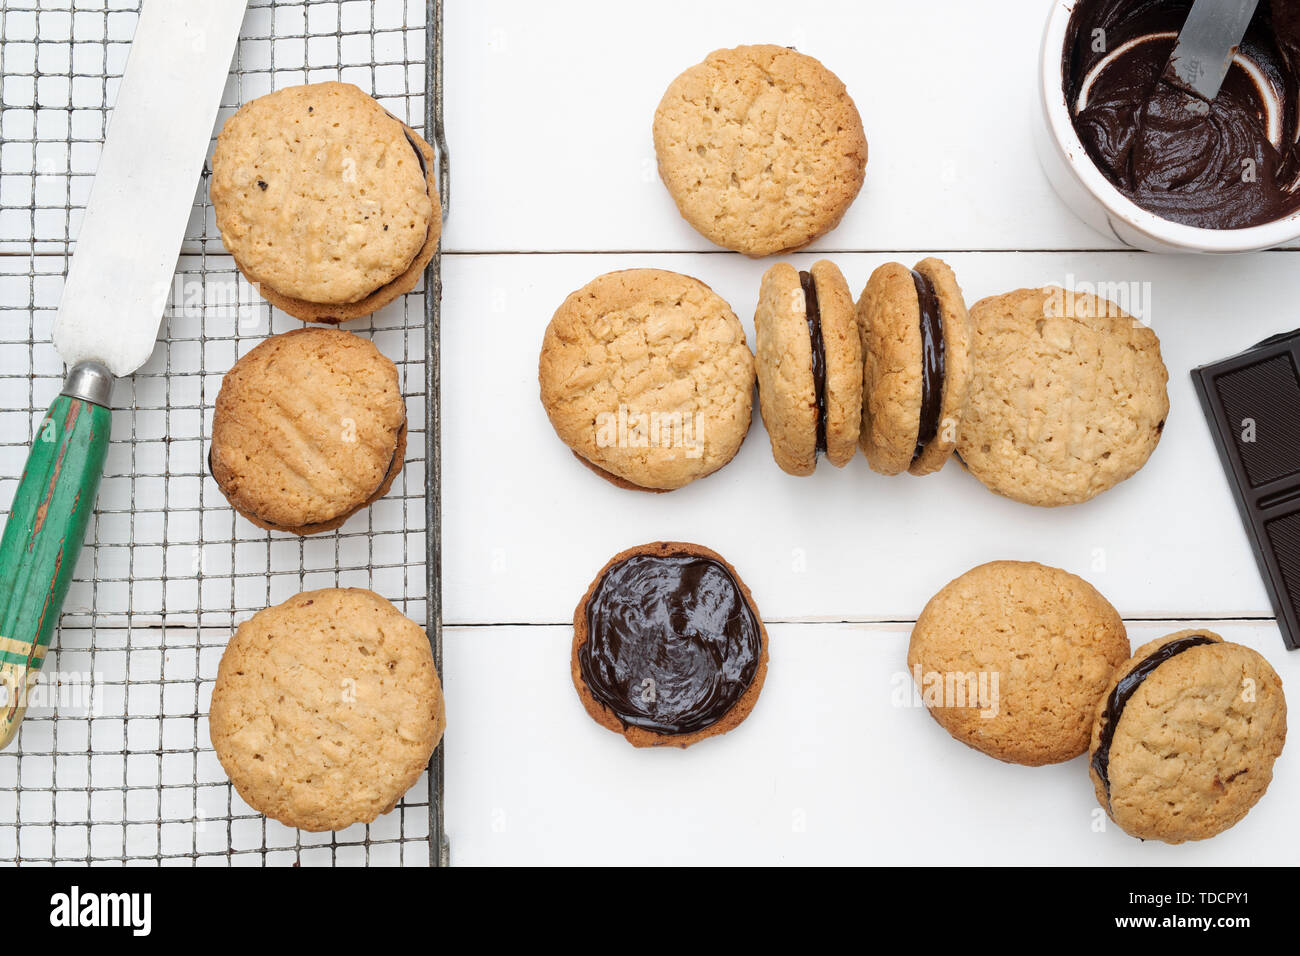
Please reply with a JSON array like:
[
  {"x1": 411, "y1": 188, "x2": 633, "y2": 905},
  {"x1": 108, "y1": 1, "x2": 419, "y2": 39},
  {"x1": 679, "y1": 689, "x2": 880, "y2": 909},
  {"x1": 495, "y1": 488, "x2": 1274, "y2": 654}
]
[
  {"x1": 910, "y1": 269, "x2": 946, "y2": 464},
  {"x1": 578, "y1": 552, "x2": 762, "y2": 736},
  {"x1": 1090, "y1": 633, "x2": 1217, "y2": 807},
  {"x1": 799, "y1": 270, "x2": 828, "y2": 454},
  {"x1": 403, "y1": 128, "x2": 429, "y2": 181}
]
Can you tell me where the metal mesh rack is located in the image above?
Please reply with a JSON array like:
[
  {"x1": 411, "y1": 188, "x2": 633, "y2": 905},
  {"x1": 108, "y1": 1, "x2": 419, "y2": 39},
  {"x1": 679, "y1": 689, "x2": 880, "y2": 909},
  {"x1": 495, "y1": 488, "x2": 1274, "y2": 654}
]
[{"x1": 0, "y1": 0, "x2": 448, "y2": 865}]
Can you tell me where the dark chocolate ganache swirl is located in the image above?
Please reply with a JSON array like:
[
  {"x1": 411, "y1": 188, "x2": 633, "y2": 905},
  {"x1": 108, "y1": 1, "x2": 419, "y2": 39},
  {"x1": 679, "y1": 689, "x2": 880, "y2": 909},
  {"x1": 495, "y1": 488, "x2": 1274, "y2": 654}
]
[
  {"x1": 799, "y1": 270, "x2": 828, "y2": 454},
  {"x1": 1090, "y1": 632, "x2": 1216, "y2": 805},
  {"x1": 910, "y1": 269, "x2": 946, "y2": 463},
  {"x1": 578, "y1": 552, "x2": 762, "y2": 735},
  {"x1": 1064, "y1": 0, "x2": 1300, "y2": 229}
]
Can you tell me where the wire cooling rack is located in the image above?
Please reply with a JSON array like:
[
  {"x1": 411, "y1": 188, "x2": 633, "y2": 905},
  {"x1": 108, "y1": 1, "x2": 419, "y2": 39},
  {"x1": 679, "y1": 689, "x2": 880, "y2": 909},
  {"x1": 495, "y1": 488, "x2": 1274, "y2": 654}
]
[{"x1": 0, "y1": 0, "x2": 448, "y2": 865}]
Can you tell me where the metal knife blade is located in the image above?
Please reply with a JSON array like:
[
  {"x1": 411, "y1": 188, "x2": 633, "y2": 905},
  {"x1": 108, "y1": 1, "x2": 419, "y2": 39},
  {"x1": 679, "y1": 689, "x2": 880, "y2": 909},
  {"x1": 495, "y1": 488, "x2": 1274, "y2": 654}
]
[
  {"x1": 52, "y1": 0, "x2": 248, "y2": 379},
  {"x1": 1164, "y1": 0, "x2": 1260, "y2": 103}
]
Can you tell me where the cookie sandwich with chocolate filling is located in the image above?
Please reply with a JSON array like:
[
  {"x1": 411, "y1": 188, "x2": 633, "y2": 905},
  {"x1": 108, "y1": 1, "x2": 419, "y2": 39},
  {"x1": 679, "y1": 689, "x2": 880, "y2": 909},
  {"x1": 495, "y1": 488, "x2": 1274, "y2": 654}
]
[
  {"x1": 210, "y1": 588, "x2": 445, "y2": 832},
  {"x1": 209, "y1": 328, "x2": 407, "y2": 535},
  {"x1": 210, "y1": 82, "x2": 441, "y2": 323},
  {"x1": 539, "y1": 269, "x2": 755, "y2": 492},
  {"x1": 753, "y1": 260, "x2": 863, "y2": 475},
  {"x1": 571, "y1": 542, "x2": 769, "y2": 748},
  {"x1": 1089, "y1": 630, "x2": 1287, "y2": 844},
  {"x1": 856, "y1": 257, "x2": 971, "y2": 476}
]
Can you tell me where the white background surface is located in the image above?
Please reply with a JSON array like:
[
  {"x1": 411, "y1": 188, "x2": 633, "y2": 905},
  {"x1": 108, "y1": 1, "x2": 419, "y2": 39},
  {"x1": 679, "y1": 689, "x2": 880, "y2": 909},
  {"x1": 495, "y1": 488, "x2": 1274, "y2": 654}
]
[{"x1": 437, "y1": 0, "x2": 1300, "y2": 864}]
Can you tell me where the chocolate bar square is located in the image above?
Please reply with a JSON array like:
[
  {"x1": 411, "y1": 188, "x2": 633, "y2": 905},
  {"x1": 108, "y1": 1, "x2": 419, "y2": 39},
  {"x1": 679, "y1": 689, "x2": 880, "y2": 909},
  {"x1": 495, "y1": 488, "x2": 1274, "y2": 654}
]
[{"x1": 1194, "y1": 332, "x2": 1300, "y2": 650}]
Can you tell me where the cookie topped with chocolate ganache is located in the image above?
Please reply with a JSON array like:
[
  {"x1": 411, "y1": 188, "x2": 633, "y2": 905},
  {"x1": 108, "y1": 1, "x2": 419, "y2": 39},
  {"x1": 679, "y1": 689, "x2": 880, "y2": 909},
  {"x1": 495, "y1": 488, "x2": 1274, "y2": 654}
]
[{"x1": 571, "y1": 542, "x2": 769, "y2": 748}]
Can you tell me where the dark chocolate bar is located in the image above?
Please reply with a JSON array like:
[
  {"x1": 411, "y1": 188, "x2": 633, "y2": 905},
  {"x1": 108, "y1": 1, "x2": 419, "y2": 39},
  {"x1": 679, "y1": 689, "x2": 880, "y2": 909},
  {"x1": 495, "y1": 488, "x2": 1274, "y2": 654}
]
[{"x1": 1193, "y1": 331, "x2": 1300, "y2": 650}]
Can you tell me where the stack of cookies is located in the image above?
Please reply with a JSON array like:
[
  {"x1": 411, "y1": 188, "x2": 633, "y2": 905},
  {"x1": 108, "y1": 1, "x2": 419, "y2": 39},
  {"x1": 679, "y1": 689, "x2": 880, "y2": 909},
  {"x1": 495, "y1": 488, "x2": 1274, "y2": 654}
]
[
  {"x1": 207, "y1": 82, "x2": 445, "y2": 537},
  {"x1": 210, "y1": 81, "x2": 441, "y2": 324},
  {"x1": 854, "y1": 259, "x2": 971, "y2": 478},
  {"x1": 751, "y1": 256, "x2": 975, "y2": 481}
]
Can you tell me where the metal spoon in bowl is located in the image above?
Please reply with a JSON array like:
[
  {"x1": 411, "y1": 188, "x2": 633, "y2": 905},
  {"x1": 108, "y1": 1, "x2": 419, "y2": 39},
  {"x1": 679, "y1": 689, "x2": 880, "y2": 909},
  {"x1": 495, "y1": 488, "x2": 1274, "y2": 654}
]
[{"x1": 1162, "y1": 0, "x2": 1261, "y2": 110}]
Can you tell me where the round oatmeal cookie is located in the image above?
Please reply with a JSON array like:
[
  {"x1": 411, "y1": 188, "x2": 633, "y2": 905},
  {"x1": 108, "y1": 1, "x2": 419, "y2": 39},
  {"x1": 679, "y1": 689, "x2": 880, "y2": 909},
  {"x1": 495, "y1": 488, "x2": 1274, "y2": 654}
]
[
  {"x1": 571, "y1": 541, "x2": 769, "y2": 749},
  {"x1": 210, "y1": 588, "x2": 445, "y2": 832},
  {"x1": 1089, "y1": 630, "x2": 1287, "y2": 844},
  {"x1": 251, "y1": 124, "x2": 441, "y2": 324},
  {"x1": 753, "y1": 259, "x2": 861, "y2": 475},
  {"x1": 955, "y1": 287, "x2": 1169, "y2": 507},
  {"x1": 538, "y1": 269, "x2": 755, "y2": 491},
  {"x1": 210, "y1": 328, "x2": 407, "y2": 535},
  {"x1": 856, "y1": 257, "x2": 970, "y2": 476},
  {"x1": 211, "y1": 82, "x2": 440, "y2": 320},
  {"x1": 908, "y1": 560, "x2": 1130, "y2": 766},
  {"x1": 653, "y1": 45, "x2": 868, "y2": 257}
]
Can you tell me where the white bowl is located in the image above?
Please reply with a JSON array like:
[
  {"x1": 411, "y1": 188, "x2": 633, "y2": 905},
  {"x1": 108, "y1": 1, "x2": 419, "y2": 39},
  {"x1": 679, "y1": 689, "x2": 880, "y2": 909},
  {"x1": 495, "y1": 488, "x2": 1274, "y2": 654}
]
[{"x1": 1035, "y1": 0, "x2": 1300, "y2": 253}]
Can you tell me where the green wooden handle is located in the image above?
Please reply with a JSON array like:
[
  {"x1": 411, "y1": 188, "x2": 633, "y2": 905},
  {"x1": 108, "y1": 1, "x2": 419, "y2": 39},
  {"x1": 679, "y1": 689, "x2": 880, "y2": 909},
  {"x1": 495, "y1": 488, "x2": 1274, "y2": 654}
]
[{"x1": 0, "y1": 390, "x2": 111, "y2": 749}]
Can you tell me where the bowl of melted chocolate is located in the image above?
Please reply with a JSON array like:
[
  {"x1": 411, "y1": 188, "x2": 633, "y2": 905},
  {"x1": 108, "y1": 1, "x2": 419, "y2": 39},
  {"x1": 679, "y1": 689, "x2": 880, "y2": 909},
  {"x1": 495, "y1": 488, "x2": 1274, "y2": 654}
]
[{"x1": 1037, "y1": 0, "x2": 1300, "y2": 251}]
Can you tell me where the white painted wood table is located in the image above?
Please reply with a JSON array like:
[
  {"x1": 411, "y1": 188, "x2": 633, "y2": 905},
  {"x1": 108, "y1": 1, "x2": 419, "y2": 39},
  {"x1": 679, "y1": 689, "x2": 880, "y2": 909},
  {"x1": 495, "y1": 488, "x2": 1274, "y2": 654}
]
[
  {"x1": 2, "y1": 0, "x2": 1296, "y2": 868},
  {"x1": 439, "y1": 0, "x2": 1300, "y2": 864}
]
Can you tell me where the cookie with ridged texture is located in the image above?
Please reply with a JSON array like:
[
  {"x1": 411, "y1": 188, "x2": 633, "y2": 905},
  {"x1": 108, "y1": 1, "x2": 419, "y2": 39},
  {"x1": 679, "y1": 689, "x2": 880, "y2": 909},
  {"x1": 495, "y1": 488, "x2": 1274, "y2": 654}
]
[
  {"x1": 956, "y1": 287, "x2": 1169, "y2": 507},
  {"x1": 211, "y1": 82, "x2": 440, "y2": 321},
  {"x1": 539, "y1": 269, "x2": 755, "y2": 491},
  {"x1": 210, "y1": 328, "x2": 407, "y2": 535},
  {"x1": 908, "y1": 561, "x2": 1130, "y2": 766},
  {"x1": 856, "y1": 257, "x2": 970, "y2": 476},
  {"x1": 753, "y1": 260, "x2": 861, "y2": 474},
  {"x1": 653, "y1": 45, "x2": 867, "y2": 257},
  {"x1": 1088, "y1": 630, "x2": 1286, "y2": 844},
  {"x1": 210, "y1": 588, "x2": 445, "y2": 833},
  {"x1": 571, "y1": 541, "x2": 769, "y2": 749}
]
